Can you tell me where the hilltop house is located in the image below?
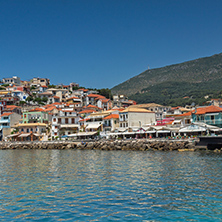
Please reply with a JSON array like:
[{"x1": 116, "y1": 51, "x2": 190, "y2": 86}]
[{"x1": 2, "y1": 76, "x2": 21, "y2": 86}]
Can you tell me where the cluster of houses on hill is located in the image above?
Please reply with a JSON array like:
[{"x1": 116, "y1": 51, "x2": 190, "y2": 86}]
[{"x1": 1, "y1": 76, "x2": 222, "y2": 141}]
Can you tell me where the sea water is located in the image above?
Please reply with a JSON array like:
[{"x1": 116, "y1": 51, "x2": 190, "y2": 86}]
[{"x1": 0, "y1": 149, "x2": 221, "y2": 221}]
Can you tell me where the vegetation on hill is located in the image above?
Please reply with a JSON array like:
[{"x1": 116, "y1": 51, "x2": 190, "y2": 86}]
[{"x1": 111, "y1": 53, "x2": 222, "y2": 106}]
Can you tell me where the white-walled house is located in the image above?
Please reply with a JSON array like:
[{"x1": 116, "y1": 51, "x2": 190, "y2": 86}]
[
  {"x1": 51, "y1": 110, "x2": 79, "y2": 138},
  {"x1": 119, "y1": 107, "x2": 156, "y2": 129}
]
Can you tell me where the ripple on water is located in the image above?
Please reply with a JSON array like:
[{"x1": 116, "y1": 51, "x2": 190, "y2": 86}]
[{"x1": 0, "y1": 150, "x2": 221, "y2": 221}]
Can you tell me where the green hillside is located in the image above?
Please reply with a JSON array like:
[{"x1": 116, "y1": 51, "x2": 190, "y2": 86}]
[{"x1": 111, "y1": 53, "x2": 222, "y2": 106}]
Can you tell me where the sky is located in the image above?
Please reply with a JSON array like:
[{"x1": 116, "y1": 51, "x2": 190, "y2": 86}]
[{"x1": 1, "y1": 0, "x2": 222, "y2": 89}]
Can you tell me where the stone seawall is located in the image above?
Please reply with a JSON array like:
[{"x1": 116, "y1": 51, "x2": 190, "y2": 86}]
[{"x1": 0, "y1": 139, "x2": 204, "y2": 151}]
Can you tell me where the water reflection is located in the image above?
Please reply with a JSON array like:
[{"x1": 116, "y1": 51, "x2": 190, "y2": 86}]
[{"x1": 0, "y1": 150, "x2": 221, "y2": 221}]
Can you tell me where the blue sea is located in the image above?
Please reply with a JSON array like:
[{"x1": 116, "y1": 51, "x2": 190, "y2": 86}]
[{"x1": 0, "y1": 149, "x2": 222, "y2": 221}]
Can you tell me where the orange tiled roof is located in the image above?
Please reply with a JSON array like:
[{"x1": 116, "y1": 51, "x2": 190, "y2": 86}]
[
  {"x1": 79, "y1": 109, "x2": 95, "y2": 114},
  {"x1": 29, "y1": 108, "x2": 45, "y2": 112},
  {"x1": 176, "y1": 111, "x2": 192, "y2": 117},
  {"x1": 1, "y1": 112, "x2": 13, "y2": 117},
  {"x1": 87, "y1": 94, "x2": 105, "y2": 98},
  {"x1": 79, "y1": 118, "x2": 90, "y2": 122},
  {"x1": 195, "y1": 105, "x2": 222, "y2": 115},
  {"x1": 103, "y1": 114, "x2": 119, "y2": 120},
  {"x1": 78, "y1": 88, "x2": 88, "y2": 92},
  {"x1": 51, "y1": 102, "x2": 61, "y2": 105},
  {"x1": 99, "y1": 98, "x2": 110, "y2": 103},
  {"x1": 177, "y1": 105, "x2": 222, "y2": 117},
  {"x1": 83, "y1": 104, "x2": 102, "y2": 109}
]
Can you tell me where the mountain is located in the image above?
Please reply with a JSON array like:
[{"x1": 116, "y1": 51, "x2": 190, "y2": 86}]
[{"x1": 111, "y1": 53, "x2": 222, "y2": 106}]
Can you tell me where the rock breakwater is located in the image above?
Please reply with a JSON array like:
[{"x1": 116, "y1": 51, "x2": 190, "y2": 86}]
[{"x1": 0, "y1": 139, "x2": 202, "y2": 151}]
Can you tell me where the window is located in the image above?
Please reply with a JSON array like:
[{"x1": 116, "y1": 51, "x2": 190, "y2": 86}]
[
  {"x1": 27, "y1": 129, "x2": 30, "y2": 133},
  {"x1": 72, "y1": 118, "x2": 75, "y2": 124},
  {"x1": 55, "y1": 132, "x2": 57, "y2": 136},
  {"x1": 65, "y1": 118, "x2": 68, "y2": 124},
  {"x1": 58, "y1": 118, "x2": 61, "y2": 124},
  {"x1": 55, "y1": 126, "x2": 58, "y2": 129},
  {"x1": 120, "y1": 123, "x2": 122, "y2": 127},
  {"x1": 53, "y1": 118, "x2": 56, "y2": 122}
]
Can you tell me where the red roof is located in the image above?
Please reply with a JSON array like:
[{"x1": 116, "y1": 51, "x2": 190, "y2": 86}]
[
  {"x1": 53, "y1": 96, "x2": 60, "y2": 99},
  {"x1": 1, "y1": 112, "x2": 13, "y2": 117},
  {"x1": 177, "y1": 105, "x2": 222, "y2": 117},
  {"x1": 195, "y1": 105, "x2": 222, "y2": 115},
  {"x1": 87, "y1": 94, "x2": 105, "y2": 99},
  {"x1": 29, "y1": 108, "x2": 45, "y2": 112},
  {"x1": 67, "y1": 96, "x2": 79, "y2": 100},
  {"x1": 42, "y1": 85, "x2": 48, "y2": 88},
  {"x1": 79, "y1": 109, "x2": 95, "y2": 114},
  {"x1": 79, "y1": 118, "x2": 90, "y2": 122},
  {"x1": 83, "y1": 104, "x2": 102, "y2": 109},
  {"x1": 78, "y1": 88, "x2": 88, "y2": 92},
  {"x1": 177, "y1": 111, "x2": 192, "y2": 117},
  {"x1": 103, "y1": 114, "x2": 119, "y2": 120}
]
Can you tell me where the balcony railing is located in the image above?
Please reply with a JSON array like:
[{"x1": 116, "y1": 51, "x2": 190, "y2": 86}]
[
  {"x1": 0, "y1": 119, "x2": 10, "y2": 123},
  {"x1": 195, "y1": 119, "x2": 222, "y2": 125}
]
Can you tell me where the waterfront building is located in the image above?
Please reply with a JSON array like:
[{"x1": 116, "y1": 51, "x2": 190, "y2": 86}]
[
  {"x1": 0, "y1": 112, "x2": 21, "y2": 140},
  {"x1": 51, "y1": 109, "x2": 79, "y2": 138},
  {"x1": 129, "y1": 103, "x2": 171, "y2": 121},
  {"x1": 119, "y1": 107, "x2": 156, "y2": 130},
  {"x1": 13, "y1": 123, "x2": 47, "y2": 141},
  {"x1": 191, "y1": 105, "x2": 222, "y2": 128}
]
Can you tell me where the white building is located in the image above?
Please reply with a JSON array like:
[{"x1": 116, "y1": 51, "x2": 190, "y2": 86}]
[
  {"x1": 119, "y1": 107, "x2": 156, "y2": 129},
  {"x1": 51, "y1": 110, "x2": 79, "y2": 138}
]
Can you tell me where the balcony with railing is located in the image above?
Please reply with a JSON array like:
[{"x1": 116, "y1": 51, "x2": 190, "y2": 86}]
[{"x1": 0, "y1": 118, "x2": 10, "y2": 124}]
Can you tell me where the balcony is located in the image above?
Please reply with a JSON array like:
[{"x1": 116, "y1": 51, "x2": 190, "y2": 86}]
[
  {"x1": 195, "y1": 119, "x2": 222, "y2": 126},
  {"x1": 0, "y1": 119, "x2": 10, "y2": 124}
]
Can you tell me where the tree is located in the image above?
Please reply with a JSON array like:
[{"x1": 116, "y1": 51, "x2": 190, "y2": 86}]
[
  {"x1": 26, "y1": 96, "x2": 34, "y2": 102},
  {"x1": 42, "y1": 97, "x2": 48, "y2": 103}
]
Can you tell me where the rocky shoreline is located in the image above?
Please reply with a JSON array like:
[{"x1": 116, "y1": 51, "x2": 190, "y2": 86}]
[{"x1": 0, "y1": 139, "x2": 213, "y2": 151}]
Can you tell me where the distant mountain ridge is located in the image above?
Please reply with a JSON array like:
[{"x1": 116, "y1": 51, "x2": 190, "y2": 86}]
[{"x1": 111, "y1": 53, "x2": 222, "y2": 106}]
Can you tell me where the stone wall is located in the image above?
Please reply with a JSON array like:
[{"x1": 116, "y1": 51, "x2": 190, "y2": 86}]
[{"x1": 0, "y1": 139, "x2": 202, "y2": 151}]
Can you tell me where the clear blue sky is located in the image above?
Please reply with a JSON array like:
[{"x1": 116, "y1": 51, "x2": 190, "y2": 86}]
[{"x1": 1, "y1": 0, "x2": 222, "y2": 89}]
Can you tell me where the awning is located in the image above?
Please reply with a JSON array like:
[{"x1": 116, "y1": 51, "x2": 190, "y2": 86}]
[
  {"x1": 85, "y1": 122, "x2": 102, "y2": 130},
  {"x1": 145, "y1": 130, "x2": 156, "y2": 134},
  {"x1": 179, "y1": 128, "x2": 206, "y2": 133},
  {"x1": 33, "y1": 133, "x2": 41, "y2": 137},
  {"x1": 68, "y1": 132, "x2": 97, "y2": 137},
  {"x1": 7, "y1": 133, "x2": 21, "y2": 138},
  {"x1": 173, "y1": 120, "x2": 181, "y2": 124},
  {"x1": 60, "y1": 124, "x2": 79, "y2": 128},
  {"x1": 18, "y1": 133, "x2": 31, "y2": 137},
  {"x1": 157, "y1": 130, "x2": 171, "y2": 133},
  {"x1": 122, "y1": 132, "x2": 136, "y2": 135}
]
